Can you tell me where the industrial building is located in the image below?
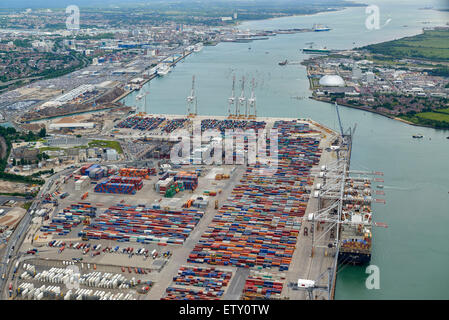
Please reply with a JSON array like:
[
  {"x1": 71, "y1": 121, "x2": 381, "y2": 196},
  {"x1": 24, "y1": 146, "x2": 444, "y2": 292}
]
[{"x1": 48, "y1": 123, "x2": 95, "y2": 130}]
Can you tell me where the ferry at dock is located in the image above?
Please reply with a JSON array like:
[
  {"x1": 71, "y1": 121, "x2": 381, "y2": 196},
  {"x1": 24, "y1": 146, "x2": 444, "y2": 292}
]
[
  {"x1": 156, "y1": 64, "x2": 172, "y2": 76},
  {"x1": 194, "y1": 43, "x2": 204, "y2": 52}
]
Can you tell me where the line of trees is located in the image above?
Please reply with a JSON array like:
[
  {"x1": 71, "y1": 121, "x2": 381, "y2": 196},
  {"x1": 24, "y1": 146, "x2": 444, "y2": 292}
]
[{"x1": 425, "y1": 65, "x2": 449, "y2": 77}]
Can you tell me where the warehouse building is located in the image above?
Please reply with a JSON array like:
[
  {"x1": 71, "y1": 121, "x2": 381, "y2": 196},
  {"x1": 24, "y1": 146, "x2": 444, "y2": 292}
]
[{"x1": 48, "y1": 122, "x2": 95, "y2": 130}]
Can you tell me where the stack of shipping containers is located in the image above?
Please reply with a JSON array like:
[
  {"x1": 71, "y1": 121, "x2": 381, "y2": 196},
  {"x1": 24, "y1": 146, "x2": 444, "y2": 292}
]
[
  {"x1": 163, "y1": 266, "x2": 232, "y2": 300},
  {"x1": 79, "y1": 203, "x2": 204, "y2": 244},
  {"x1": 188, "y1": 121, "x2": 322, "y2": 272},
  {"x1": 119, "y1": 168, "x2": 156, "y2": 179},
  {"x1": 41, "y1": 203, "x2": 97, "y2": 235},
  {"x1": 94, "y1": 176, "x2": 143, "y2": 194},
  {"x1": 174, "y1": 172, "x2": 198, "y2": 191},
  {"x1": 242, "y1": 271, "x2": 285, "y2": 300},
  {"x1": 75, "y1": 176, "x2": 90, "y2": 191}
]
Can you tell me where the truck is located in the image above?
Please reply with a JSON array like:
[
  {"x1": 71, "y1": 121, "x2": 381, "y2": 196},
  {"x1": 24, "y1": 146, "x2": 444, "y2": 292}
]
[
  {"x1": 151, "y1": 250, "x2": 158, "y2": 259},
  {"x1": 27, "y1": 248, "x2": 38, "y2": 255}
]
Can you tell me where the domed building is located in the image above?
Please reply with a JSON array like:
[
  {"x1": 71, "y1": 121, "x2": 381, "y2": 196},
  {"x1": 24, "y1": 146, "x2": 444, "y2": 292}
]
[{"x1": 319, "y1": 75, "x2": 345, "y2": 87}]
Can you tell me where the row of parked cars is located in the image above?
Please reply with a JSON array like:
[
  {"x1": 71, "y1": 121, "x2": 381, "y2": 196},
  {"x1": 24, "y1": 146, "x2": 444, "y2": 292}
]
[{"x1": 121, "y1": 266, "x2": 150, "y2": 275}]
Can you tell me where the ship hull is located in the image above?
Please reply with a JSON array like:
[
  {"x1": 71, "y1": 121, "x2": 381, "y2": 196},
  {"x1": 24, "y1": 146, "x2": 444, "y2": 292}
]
[
  {"x1": 302, "y1": 49, "x2": 331, "y2": 54},
  {"x1": 338, "y1": 251, "x2": 371, "y2": 265}
]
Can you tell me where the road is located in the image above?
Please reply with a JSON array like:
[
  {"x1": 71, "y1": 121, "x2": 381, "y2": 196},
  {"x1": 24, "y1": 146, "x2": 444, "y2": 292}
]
[
  {"x1": 223, "y1": 268, "x2": 250, "y2": 300},
  {"x1": 0, "y1": 167, "x2": 72, "y2": 299},
  {"x1": 0, "y1": 196, "x2": 27, "y2": 204}
]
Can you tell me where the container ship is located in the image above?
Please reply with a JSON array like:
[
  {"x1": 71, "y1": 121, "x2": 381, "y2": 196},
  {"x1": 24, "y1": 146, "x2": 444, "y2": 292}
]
[{"x1": 338, "y1": 178, "x2": 374, "y2": 265}]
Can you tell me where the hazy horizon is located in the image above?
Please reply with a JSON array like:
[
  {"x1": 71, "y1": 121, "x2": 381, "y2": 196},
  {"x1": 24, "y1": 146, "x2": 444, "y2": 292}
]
[{"x1": 0, "y1": 0, "x2": 363, "y2": 10}]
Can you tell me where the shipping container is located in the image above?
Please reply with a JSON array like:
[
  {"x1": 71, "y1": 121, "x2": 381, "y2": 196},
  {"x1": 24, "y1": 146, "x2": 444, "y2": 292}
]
[
  {"x1": 187, "y1": 121, "x2": 322, "y2": 271},
  {"x1": 79, "y1": 203, "x2": 204, "y2": 244}
]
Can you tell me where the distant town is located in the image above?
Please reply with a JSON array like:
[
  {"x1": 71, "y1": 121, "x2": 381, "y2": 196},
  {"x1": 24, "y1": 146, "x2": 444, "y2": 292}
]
[{"x1": 302, "y1": 28, "x2": 449, "y2": 128}]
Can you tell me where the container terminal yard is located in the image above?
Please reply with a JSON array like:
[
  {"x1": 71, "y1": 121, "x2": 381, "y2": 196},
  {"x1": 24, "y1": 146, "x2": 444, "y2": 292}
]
[{"x1": 0, "y1": 112, "x2": 384, "y2": 301}]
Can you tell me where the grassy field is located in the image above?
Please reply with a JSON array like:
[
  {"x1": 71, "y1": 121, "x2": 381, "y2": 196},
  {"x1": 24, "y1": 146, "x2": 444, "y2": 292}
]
[
  {"x1": 22, "y1": 201, "x2": 33, "y2": 210},
  {"x1": 417, "y1": 112, "x2": 449, "y2": 122},
  {"x1": 39, "y1": 146, "x2": 62, "y2": 152},
  {"x1": 434, "y1": 107, "x2": 449, "y2": 115},
  {"x1": 88, "y1": 140, "x2": 123, "y2": 154},
  {"x1": 401, "y1": 111, "x2": 449, "y2": 129},
  {"x1": 362, "y1": 29, "x2": 449, "y2": 62}
]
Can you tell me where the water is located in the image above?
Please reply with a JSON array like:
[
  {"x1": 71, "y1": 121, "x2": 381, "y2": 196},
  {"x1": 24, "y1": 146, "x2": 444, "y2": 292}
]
[
  {"x1": 0, "y1": 122, "x2": 13, "y2": 128},
  {"x1": 121, "y1": 1, "x2": 449, "y2": 299}
]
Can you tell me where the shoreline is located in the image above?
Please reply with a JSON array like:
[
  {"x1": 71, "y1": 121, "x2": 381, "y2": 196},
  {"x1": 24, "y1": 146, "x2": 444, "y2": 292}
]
[
  {"x1": 0, "y1": 4, "x2": 362, "y2": 33},
  {"x1": 235, "y1": 5, "x2": 362, "y2": 30},
  {"x1": 17, "y1": 51, "x2": 195, "y2": 124},
  {"x1": 310, "y1": 96, "x2": 448, "y2": 130}
]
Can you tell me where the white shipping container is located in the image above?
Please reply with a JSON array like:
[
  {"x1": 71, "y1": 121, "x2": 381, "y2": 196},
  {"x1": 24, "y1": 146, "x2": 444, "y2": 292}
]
[{"x1": 75, "y1": 177, "x2": 90, "y2": 190}]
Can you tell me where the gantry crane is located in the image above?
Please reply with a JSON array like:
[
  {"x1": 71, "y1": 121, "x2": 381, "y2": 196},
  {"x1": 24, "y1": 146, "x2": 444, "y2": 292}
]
[
  {"x1": 237, "y1": 76, "x2": 246, "y2": 119},
  {"x1": 142, "y1": 82, "x2": 150, "y2": 114},
  {"x1": 247, "y1": 78, "x2": 257, "y2": 119},
  {"x1": 186, "y1": 75, "x2": 197, "y2": 117},
  {"x1": 228, "y1": 74, "x2": 236, "y2": 118}
]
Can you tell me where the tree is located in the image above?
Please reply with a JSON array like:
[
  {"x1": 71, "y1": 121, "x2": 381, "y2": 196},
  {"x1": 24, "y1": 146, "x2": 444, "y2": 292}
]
[
  {"x1": 12, "y1": 158, "x2": 16, "y2": 166},
  {"x1": 25, "y1": 130, "x2": 35, "y2": 141},
  {"x1": 38, "y1": 127, "x2": 46, "y2": 138}
]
